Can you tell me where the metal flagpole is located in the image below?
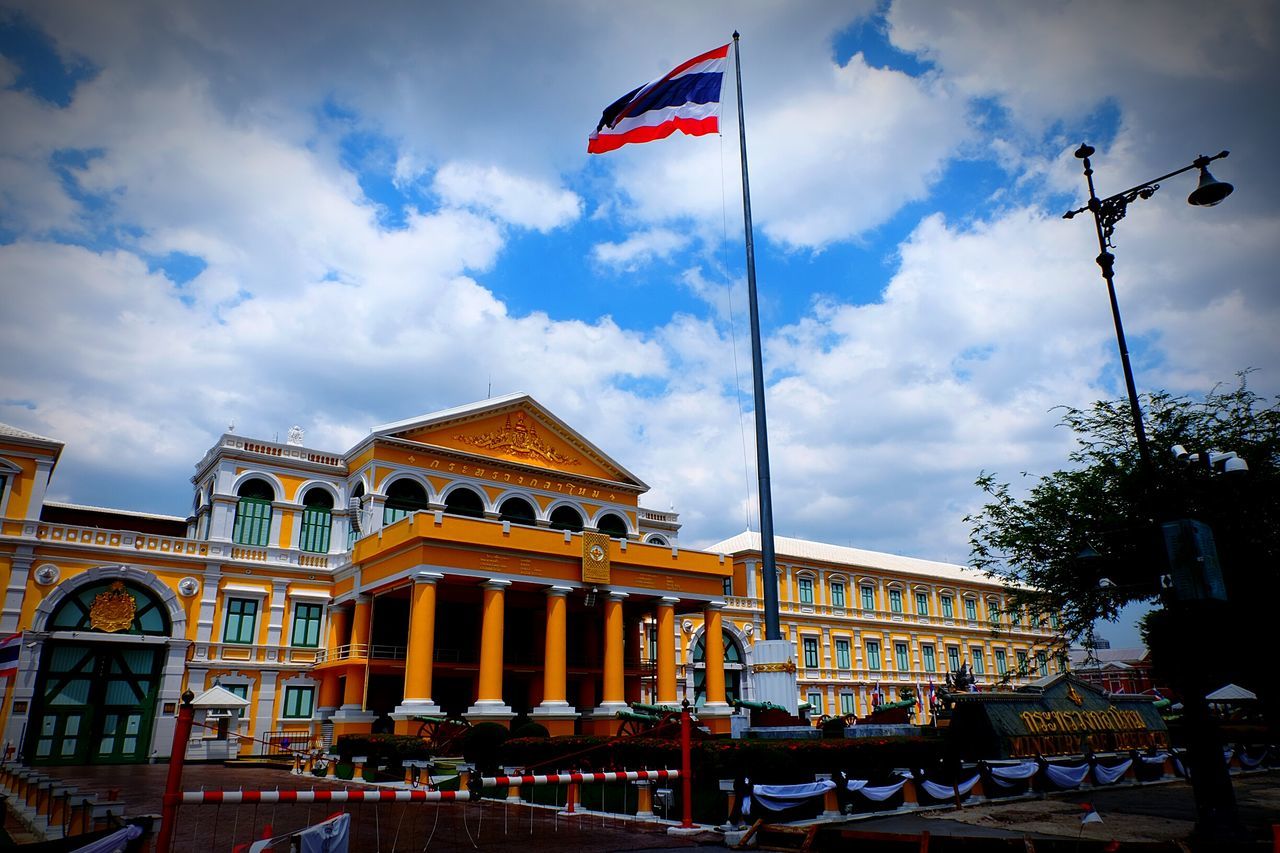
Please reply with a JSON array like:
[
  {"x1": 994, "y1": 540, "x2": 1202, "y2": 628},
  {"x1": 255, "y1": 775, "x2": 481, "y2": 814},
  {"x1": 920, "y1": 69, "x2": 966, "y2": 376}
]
[{"x1": 731, "y1": 31, "x2": 782, "y2": 643}]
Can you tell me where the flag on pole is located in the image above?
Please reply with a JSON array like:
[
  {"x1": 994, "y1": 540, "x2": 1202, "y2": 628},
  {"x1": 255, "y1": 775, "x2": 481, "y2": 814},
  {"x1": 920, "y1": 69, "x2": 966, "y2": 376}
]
[
  {"x1": 1080, "y1": 803, "x2": 1103, "y2": 825},
  {"x1": 0, "y1": 633, "x2": 21, "y2": 678},
  {"x1": 588, "y1": 44, "x2": 729, "y2": 154},
  {"x1": 915, "y1": 682, "x2": 923, "y2": 709}
]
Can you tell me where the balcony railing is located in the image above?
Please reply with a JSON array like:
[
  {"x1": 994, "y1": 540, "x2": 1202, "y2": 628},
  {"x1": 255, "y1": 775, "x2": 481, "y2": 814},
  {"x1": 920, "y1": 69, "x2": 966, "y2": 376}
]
[{"x1": 191, "y1": 642, "x2": 323, "y2": 667}]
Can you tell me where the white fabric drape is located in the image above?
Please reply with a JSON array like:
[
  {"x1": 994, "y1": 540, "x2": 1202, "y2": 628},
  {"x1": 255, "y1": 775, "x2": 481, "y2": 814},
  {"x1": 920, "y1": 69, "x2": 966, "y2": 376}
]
[
  {"x1": 1139, "y1": 752, "x2": 1169, "y2": 765},
  {"x1": 920, "y1": 774, "x2": 980, "y2": 801},
  {"x1": 747, "y1": 780, "x2": 835, "y2": 813},
  {"x1": 1237, "y1": 749, "x2": 1267, "y2": 768},
  {"x1": 846, "y1": 778, "x2": 907, "y2": 801},
  {"x1": 988, "y1": 761, "x2": 1039, "y2": 787},
  {"x1": 1092, "y1": 759, "x2": 1132, "y2": 785},
  {"x1": 70, "y1": 825, "x2": 143, "y2": 853},
  {"x1": 1044, "y1": 762, "x2": 1089, "y2": 788}
]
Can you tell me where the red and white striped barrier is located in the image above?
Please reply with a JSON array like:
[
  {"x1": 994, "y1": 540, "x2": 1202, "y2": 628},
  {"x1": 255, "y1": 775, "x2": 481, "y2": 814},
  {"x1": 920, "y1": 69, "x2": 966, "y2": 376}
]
[
  {"x1": 479, "y1": 769, "x2": 678, "y2": 787},
  {"x1": 181, "y1": 789, "x2": 471, "y2": 804}
]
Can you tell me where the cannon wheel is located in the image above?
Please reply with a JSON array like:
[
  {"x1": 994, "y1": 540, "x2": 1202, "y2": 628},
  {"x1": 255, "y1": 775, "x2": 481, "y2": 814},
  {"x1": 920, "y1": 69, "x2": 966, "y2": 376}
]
[{"x1": 416, "y1": 717, "x2": 471, "y2": 753}]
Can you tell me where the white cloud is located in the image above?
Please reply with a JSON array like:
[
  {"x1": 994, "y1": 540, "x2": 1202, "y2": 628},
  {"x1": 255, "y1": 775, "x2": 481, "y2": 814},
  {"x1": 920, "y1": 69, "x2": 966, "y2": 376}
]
[
  {"x1": 591, "y1": 228, "x2": 690, "y2": 269},
  {"x1": 432, "y1": 162, "x2": 581, "y2": 233}
]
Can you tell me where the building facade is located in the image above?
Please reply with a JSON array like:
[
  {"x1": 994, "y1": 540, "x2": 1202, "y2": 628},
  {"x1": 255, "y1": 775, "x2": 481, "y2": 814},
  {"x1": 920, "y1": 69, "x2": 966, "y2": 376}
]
[
  {"x1": 669, "y1": 533, "x2": 1066, "y2": 723},
  {"x1": 0, "y1": 396, "x2": 1063, "y2": 766}
]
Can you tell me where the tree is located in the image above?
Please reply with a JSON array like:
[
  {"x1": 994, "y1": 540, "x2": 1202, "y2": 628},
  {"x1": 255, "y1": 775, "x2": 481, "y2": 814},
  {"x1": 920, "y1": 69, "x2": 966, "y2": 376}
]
[{"x1": 965, "y1": 372, "x2": 1280, "y2": 714}]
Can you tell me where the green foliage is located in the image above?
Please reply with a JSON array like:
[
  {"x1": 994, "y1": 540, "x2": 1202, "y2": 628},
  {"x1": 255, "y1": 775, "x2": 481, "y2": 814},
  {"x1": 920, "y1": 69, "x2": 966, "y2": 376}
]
[
  {"x1": 462, "y1": 722, "x2": 510, "y2": 771},
  {"x1": 334, "y1": 733, "x2": 432, "y2": 765},
  {"x1": 510, "y1": 722, "x2": 549, "y2": 739},
  {"x1": 334, "y1": 761, "x2": 354, "y2": 780},
  {"x1": 966, "y1": 373, "x2": 1280, "y2": 711}
]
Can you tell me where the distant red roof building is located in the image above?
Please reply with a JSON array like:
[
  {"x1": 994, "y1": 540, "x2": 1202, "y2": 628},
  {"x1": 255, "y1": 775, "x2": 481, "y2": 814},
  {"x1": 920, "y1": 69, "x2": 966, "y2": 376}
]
[{"x1": 1068, "y1": 647, "x2": 1155, "y2": 695}]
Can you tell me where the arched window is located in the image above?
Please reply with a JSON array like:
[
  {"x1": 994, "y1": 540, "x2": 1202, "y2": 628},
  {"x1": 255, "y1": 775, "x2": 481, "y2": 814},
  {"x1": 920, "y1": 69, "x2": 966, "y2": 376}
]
[
  {"x1": 548, "y1": 505, "x2": 583, "y2": 532},
  {"x1": 645, "y1": 535, "x2": 668, "y2": 547},
  {"x1": 233, "y1": 478, "x2": 275, "y2": 546},
  {"x1": 595, "y1": 512, "x2": 627, "y2": 538},
  {"x1": 48, "y1": 581, "x2": 171, "y2": 636},
  {"x1": 691, "y1": 629, "x2": 745, "y2": 706},
  {"x1": 498, "y1": 497, "x2": 536, "y2": 525},
  {"x1": 299, "y1": 488, "x2": 333, "y2": 554},
  {"x1": 383, "y1": 479, "x2": 429, "y2": 525},
  {"x1": 444, "y1": 487, "x2": 485, "y2": 519}
]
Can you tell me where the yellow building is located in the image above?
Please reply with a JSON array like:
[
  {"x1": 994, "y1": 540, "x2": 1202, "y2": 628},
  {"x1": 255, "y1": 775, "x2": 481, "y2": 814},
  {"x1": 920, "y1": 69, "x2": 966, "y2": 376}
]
[
  {"x1": 667, "y1": 533, "x2": 1065, "y2": 726},
  {"x1": 0, "y1": 395, "x2": 1063, "y2": 765}
]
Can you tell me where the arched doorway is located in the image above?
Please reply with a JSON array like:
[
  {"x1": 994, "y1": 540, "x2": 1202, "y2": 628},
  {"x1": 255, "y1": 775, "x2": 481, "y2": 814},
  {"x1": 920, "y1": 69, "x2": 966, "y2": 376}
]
[
  {"x1": 27, "y1": 580, "x2": 172, "y2": 765},
  {"x1": 690, "y1": 628, "x2": 745, "y2": 707}
]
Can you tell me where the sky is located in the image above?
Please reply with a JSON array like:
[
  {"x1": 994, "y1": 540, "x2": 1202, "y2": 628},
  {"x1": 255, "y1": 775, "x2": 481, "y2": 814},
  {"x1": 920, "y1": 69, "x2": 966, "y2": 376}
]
[{"x1": 2, "y1": 1, "x2": 1277, "y2": 649}]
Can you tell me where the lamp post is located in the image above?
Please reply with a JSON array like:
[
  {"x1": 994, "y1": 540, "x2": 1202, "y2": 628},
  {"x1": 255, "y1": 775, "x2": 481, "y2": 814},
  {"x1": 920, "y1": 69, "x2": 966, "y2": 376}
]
[
  {"x1": 1065, "y1": 145, "x2": 1242, "y2": 842},
  {"x1": 1064, "y1": 144, "x2": 1233, "y2": 474}
]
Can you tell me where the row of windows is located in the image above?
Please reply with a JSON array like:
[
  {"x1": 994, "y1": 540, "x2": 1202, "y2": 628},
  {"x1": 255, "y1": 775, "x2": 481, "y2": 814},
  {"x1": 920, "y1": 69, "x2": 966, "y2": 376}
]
[
  {"x1": 800, "y1": 636, "x2": 1063, "y2": 677},
  {"x1": 788, "y1": 577, "x2": 1058, "y2": 628},
  {"x1": 230, "y1": 476, "x2": 637, "y2": 550},
  {"x1": 219, "y1": 683, "x2": 315, "y2": 719},
  {"x1": 222, "y1": 598, "x2": 324, "y2": 647}
]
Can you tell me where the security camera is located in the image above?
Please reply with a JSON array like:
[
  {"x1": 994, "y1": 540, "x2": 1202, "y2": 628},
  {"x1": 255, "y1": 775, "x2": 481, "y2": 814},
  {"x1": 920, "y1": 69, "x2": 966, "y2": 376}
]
[{"x1": 1171, "y1": 444, "x2": 1190, "y2": 465}]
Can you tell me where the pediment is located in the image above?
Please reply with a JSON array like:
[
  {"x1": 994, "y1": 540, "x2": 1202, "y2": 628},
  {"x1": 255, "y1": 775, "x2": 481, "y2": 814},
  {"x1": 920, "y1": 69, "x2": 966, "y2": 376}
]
[{"x1": 371, "y1": 394, "x2": 646, "y2": 488}]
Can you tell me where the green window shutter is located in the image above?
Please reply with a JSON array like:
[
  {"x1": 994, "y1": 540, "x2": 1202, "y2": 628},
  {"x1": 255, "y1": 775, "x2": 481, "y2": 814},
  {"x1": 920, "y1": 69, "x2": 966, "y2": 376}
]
[
  {"x1": 283, "y1": 686, "x2": 314, "y2": 718},
  {"x1": 233, "y1": 498, "x2": 273, "y2": 546},
  {"x1": 299, "y1": 507, "x2": 332, "y2": 553},
  {"x1": 290, "y1": 603, "x2": 323, "y2": 647},
  {"x1": 223, "y1": 598, "x2": 258, "y2": 644}
]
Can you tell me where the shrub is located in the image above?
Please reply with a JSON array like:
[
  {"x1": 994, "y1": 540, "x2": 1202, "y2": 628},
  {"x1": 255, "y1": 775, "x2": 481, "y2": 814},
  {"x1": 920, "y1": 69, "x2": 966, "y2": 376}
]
[
  {"x1": 463, "y1": 722, "x2": 510, "y2": 772},
  {"x1": 511, "y1": 722, "x2": 549, "y2": 740},
  {"x1": 334, "y1": 733, "x2": 432, "y2": 766}
]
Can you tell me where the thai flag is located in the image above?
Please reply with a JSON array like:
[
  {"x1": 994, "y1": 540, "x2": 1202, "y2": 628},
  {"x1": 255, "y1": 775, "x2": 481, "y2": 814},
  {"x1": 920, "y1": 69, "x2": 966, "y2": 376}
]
[
  {"x1": 588, "y1": 44, "x2": 729, "y2": 154},
  {"x1": 928, "y1": 680, "x2": 936, "y2": 707},
  {"x1": 915, "y1": 682, "x2": 923, "y2": 709},
  {"x1": 0, "y1": 633, "x2": 22, "y2": 677}
]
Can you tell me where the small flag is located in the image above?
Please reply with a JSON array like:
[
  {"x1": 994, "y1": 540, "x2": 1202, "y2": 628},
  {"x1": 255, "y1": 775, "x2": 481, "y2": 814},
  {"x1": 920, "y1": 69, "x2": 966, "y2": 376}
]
[
  {"x1": 915, "y1": 682, "x2": 923, "y2": 709},
  {"x1": 1080, "y1": 802, "x2": 1103, "y2": 825},
  {"x1": 0, "y1": 633, "x2": 22, "y2": 677},
  {"x1": 588, "y1": 44, "x2": 729, "y2": 154}
]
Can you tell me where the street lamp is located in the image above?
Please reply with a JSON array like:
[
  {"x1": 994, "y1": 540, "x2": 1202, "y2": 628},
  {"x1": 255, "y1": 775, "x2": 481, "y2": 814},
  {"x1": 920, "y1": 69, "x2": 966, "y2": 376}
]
[
  {"x1": 1065, "y1": 146, "x2": 1243, "y2": 843},
  {"x1": 1064, "y1": 144, "x2": 1233, "y2": 473}
]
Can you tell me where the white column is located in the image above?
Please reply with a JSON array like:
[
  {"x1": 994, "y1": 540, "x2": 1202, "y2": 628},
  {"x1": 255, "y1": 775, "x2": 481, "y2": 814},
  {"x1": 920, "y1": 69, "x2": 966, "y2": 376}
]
[{"x1": 0, "y1": 549, "x2": 34, "y2": 633}]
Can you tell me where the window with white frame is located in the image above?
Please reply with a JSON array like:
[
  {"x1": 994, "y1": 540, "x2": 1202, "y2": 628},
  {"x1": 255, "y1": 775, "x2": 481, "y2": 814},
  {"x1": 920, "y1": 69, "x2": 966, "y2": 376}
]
[
  {"x1": 835, "y1": 638, "x2": 851, "y2": 670},
  {"x1": 1036, "y1": 650, "x2": 1049, "y2": 676},
  {"x1": 840, "y1": 692, "x2": 855, "y2": 715},
  {"x1": 866, "y1": 640, "x2": 881, "y2": 670},
  {"x1": 971, "y1": 647, "x2": 985, "y2": 675},
  {"x1": 802, "y1": 636, "x2": 820, "y2": 668},
  {"x1": 922, "y1": 644, "x2": 936, "y2": 672},
  {"x1": 830, "y1": 581, "x2": 846, "y2": 608},
  {"x1": 940, "y1": 595, "x2": 954, "y2": 618},
  {"x1": 806, "y1": 692, "x2": 823, "y2": 714},
  {"x1": 281, "y1": 685, "x2": 315, "y2": 719},
  {"x1": 965, "y1": 598, "x2": 978, "y2": 621},
  {"x1": 1016, "y1": 649, "x2": 1029, "y2": 675},
  {"x1": 861, "y1": 585, "x2": 875, "y2": 610},
  {"x1": 888, "y1": 589, "x2": 903, "y2": 613},
  {"x1": 947, "y1": 645, "x2": 961, "y2": 673},
  {"x1": 223, "y1": 598, "x2": 259, "y2": 644},
  {"x1": 895, "y1": 642, "x2": 909, "y2": 672},
  {"x1": 798, "y1": 576, "x2": 814, "y2": 605},
  {"x1": 290, "y1": 602, "x2": 323, "y2": 647},
  {"x1": 915, "y1": 592, "x2": 929, "y2": 616},
  {"x1": 995, "y1": 648, "x2": 1008, "y2": 675}
]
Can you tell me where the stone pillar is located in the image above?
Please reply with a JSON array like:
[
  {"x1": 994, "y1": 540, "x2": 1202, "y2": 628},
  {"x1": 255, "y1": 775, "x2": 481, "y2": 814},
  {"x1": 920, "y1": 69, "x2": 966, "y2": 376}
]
[
  {"x1": 331, "y1": 596, "x2": 376, "y2": 735},
  {"x1": 531, "y1": 586, "x2": 577, "y2": 735},
  {"x1": 465, "y1": 580, "x2": 513, "y2": 722},
  {"x1": 656, "y1": 597, "x2": 679, "y2": 705},
  {"x1": 587, "y1": 591, "x2": 628, "y2": 730},
  {"x1": 394, "y1": 572, "x2": 444, "y2": 731},
  {"x1": 700, "y1": 601, "x2": 733, "y2": 734},
  {"x1": 316, "y1": 604, "x2": 349, "y2": 718}
]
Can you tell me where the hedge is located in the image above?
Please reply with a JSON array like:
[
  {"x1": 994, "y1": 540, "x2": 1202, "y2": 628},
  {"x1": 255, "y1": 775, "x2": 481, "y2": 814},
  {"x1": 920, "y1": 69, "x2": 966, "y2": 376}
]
[{"x1": 334, "y1": 733, "x2": 433, "y2": 766}]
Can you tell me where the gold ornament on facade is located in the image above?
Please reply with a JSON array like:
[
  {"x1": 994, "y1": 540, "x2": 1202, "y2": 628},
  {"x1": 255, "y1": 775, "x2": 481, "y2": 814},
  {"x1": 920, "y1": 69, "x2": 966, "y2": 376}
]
[
  {"x1": 89, "y1": 581, "x2": 137, "y2": 633},
  {"x1": 455, "y1": 412, "x2": 581, "y2": 466},
  {"x1": 582, "y1": 531, "x2": 611, "y2": 584},
  {"x1": 752, "y1": 660, "x2": 797, "y2": 674},
  {"x1": 1066, "y1": 684, "x2": 1084, "y2": 707}
]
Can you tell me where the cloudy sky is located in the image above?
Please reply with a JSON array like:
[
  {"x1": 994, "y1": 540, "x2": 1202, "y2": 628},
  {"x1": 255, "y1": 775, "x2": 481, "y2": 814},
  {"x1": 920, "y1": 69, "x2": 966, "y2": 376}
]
[{"x1": 2, "y1": 1, "x2": 1277, "y2": 646}]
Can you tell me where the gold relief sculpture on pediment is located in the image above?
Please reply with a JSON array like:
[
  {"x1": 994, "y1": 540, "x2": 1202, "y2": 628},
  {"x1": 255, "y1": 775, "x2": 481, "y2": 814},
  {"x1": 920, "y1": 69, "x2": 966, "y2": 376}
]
[
  {"x1": 89, "y1": 581, "x2": 137, "y2": 633},
  {"x1": 455, "y1": 411, "x2": 582, "y2": 466}
]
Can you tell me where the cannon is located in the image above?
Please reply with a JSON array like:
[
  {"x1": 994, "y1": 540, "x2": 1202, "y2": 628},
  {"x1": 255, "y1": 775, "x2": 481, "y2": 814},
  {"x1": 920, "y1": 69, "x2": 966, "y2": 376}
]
[
  {"x1": 412, "y1": 715, "x2": 471, "y2": 753},
  {"x1": 615, "y1": 702, "x2": 683, "y2": 737}
]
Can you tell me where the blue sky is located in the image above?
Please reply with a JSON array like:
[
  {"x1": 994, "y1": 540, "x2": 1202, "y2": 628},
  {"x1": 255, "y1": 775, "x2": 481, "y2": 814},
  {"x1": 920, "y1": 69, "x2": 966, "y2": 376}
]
[{"x1": 2, "y1": 1, "x2": 1278, "y2": 649}]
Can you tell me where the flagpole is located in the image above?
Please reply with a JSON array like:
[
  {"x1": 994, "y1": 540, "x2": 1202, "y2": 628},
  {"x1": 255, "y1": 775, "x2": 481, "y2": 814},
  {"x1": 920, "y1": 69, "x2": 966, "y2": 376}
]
[{"x1": 731, "y1": 32, "x2": 782, "y2": 644}]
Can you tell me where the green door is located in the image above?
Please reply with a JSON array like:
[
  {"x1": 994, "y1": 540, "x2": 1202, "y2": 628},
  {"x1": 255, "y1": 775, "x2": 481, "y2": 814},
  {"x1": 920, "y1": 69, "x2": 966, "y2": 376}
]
[{"x1": 29, "y1": 642, "x2": 162, "y2": 765}]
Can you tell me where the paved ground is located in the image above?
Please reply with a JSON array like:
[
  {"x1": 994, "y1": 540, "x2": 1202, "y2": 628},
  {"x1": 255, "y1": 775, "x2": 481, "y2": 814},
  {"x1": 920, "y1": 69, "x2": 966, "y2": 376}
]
[{"x1": 5, "y1": 764, "x2": 1277, "y2": 851}]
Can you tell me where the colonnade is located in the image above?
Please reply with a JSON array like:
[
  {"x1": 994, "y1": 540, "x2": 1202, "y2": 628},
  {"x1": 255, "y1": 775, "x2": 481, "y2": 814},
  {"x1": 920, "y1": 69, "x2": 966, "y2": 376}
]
[{"x1": 318, "y1": 574, "x2": 731, "y2": 736}]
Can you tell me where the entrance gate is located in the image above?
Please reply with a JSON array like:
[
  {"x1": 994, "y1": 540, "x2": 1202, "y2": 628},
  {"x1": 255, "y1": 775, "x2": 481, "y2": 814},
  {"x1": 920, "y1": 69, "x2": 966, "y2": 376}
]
[{"x1": 26, "y1": 577, "x2": 172, "y2": 766}]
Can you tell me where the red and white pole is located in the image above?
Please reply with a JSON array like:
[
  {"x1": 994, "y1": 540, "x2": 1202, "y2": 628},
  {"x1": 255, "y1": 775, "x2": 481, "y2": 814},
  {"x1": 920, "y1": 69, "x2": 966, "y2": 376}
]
[
  {"x1": 680, "y1": 700, "x2": 693, "y2": 829},
  {"x1": 156, "y1": 690, "x2": 196, "y2": 853}
]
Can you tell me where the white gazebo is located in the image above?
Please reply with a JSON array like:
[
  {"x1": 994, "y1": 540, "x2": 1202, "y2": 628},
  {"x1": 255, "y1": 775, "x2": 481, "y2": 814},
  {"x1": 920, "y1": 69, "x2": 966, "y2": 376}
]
[{"x1": 186, "y1": 684, "x2": 252, "y2": 761}]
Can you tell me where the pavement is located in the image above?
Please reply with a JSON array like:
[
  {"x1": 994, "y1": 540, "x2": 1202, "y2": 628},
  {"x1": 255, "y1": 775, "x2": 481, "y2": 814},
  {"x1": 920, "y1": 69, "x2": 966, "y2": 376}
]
[{"x1": 3, "y1": 764, "x2": 1276, "y2": 851}]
